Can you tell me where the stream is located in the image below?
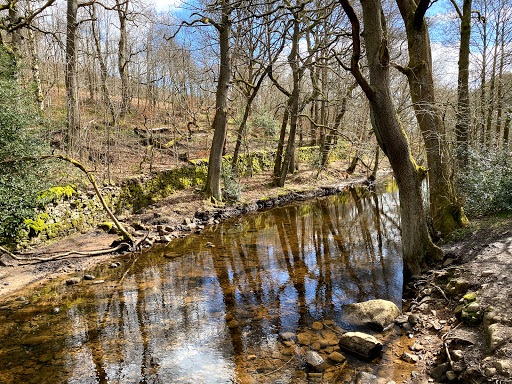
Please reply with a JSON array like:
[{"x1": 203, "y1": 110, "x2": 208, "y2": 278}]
[{"x1": 0, "y1": 181, "x2": 417, "y2": 383}]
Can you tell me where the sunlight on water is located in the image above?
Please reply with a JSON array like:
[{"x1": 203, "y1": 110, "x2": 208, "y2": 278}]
[{"x1": 0, "y1": 181, "x2": 418, "y2": 383}]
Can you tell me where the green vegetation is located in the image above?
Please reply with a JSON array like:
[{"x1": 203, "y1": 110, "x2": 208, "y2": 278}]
[
  {"x1": 0, "y1": 47, "x2": 51, "y2": 242},
  {"x1": 458, "y1": 150, "x2": 512, "y2": 216}
]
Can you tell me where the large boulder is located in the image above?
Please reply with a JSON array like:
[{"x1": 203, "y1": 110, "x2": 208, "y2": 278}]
[
  {"x1": 338, "y1": 332, "x2": 382, "y2": 361},
  {"x1": 344, "y1": 299, "x2": 400, "y2": 330}
]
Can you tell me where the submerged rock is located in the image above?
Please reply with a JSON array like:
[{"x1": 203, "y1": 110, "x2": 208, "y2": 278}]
[
  {"x1": 355, "y1": 371, "x2": 378, "y2": 384},
  {"x1": 344, "y1": 299, "x2": 401, "y2": 330},
  {"x1": 304, "y1": 350, "x2": 326, "y2": 372},
  {"x1": 338, "y1": 332, "x2": 382, "y2": 361}
]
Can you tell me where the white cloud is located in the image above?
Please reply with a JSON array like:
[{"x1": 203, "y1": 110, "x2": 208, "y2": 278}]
[{"x1": 152, "y1": 0, "x2": 183, "y2": 12}]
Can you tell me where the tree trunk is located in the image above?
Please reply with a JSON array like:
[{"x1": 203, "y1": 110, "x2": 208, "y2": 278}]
[
  {"x1": 65, "y1": 0, "x2": 80, "y2": 152},
  {"x1": 479, "y1": 4, "x2": 488, "y2": 145},
  {"x1": 25, "y1": 0, "x2": 44, "y2": 110},
  {"x1": 273, "y1": 98, "x2": 292, "y2": 180},
  {"x1": 396, "y1": 0, "x2": 468, "y2": 237},
  {"x1": 494, "y1": 17, "x2": 506, "y2": 148},
  {"x1": 278, "y1": 17, "x2": 300, "y2": 188},
  {"x1": 117, "y1": 0, "x2": 130, "y2": 118},
  {"x1": 91, "y1": 4, "x2": 117, "y2": 126},
  {"x1": 455, "y1": 0, "x2": 472, "y2": 170},
  {"x1": 484, "y1": 17, "x2": 500, "y2": 146},
  {"x1": 340, "y1": 0, "x2": 442, "y2": 277},
  {"x1": 205, "y1": 1, "x2": 232, "y2": 201}
]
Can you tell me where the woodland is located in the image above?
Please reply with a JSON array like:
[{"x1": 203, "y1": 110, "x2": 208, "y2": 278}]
[{"x1": 0, "y1": 0, "x2": 512, "y2": 277}]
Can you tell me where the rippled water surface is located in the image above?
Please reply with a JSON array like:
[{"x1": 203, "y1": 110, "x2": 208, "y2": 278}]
[{"x1": 0, "y1": 182, "x2": 415, "y2": 383}]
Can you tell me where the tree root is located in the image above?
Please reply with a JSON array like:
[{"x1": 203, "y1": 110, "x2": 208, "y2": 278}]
[{"x1": 0, "y1": 243, "x2": 130, "y2": 264}]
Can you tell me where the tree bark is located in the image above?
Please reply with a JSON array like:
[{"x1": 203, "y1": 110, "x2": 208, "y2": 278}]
[
  {"x1": 65, "y1": 0, "x2": 80, "y2": 152},
  {"x1": 278, "y1": 17, "x2": 301, "y2": 187},
  {"x1": 340, "y1": 0, "x2": 442, "y2": 277},
  {"x1": 205, "y1": 0, "x2": 232, "y2": 201},
  {"x1": 455, "y1": 0, "x2": 472, "y2": 170},
  {"x1": 116, "y1": 0, "x2": 130, "y2": 118},
  {"x1": 396, "y1": 0, "x2": 468, "y2": 237}
]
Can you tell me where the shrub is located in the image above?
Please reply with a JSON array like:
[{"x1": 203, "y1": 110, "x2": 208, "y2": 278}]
[
  {"x1": 458, "y1": 149, "x2": 512, "y2": 216},
  {"x1": 252, "y1": 113, "x2": 278, "y2": 138},
  {"x1": 222, "y1": 165, "x2": 244, "y2": 202},
  {"x1": 0, "y1": 47, "x2": 51, "y2": 242}
]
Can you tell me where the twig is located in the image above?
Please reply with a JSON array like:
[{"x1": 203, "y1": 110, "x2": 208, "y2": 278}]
[
  {"x1": 431, "y1": 282, "x2": 450, "y2": 302},
  {"x1": 262, "y1": 356, "x2": 294, "y2": 377},
  {"x1": 0, "y1": 245, "x2": 19, "y2": 260},
  {"x1": 444, "y1": 342, "x2": 453, "y2": 369}
]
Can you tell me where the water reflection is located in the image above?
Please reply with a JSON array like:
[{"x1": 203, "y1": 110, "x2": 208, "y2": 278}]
[{"x1": 0, "y1": 182, "x2": 408, "y2": 383}]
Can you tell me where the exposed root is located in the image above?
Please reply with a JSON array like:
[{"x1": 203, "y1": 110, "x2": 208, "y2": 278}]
[{"x1": 1, "y1": 243, "x2": 130, "y2": 264}]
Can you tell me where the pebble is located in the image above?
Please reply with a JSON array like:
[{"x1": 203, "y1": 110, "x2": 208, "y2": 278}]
[
  {"x1": 66, "y1": 277, "x2": 81, "y2": 285},
  {"x1": 401, "y1": 352, "x2": 419, "y2": 364},
  {"x1": 52, "y1": 307, "x2": 60, "y2": 314},
  {"x1": 408, "y1": 314, "x2": 420, "y2": 325},
  {"x1": 110, "y1": 262, "x2": 121, "y2": 268},
  {"x1": 446, "y1": 371, "x2": 458, "y2": 381},
  {"x1": 328, "y1": 351, "x2": 345, "y2": 363},
  {"x1": 16, "y1": 296, "x2": 26, "y2": 302},
  {"x1": 227, "y1": 319, "x2": 239, "y2": 329},
  {"x1": 312, "y1": 321, "x2": 323, "y2": 330},
  {"x1": 466, "y1": 302, "x2": 480, "y2": 312},
  {"x1": 451, "y1": 349, "x2": 463, "y2": 361},
  {"x1": 484, "y1": 367, "x2": 496, "y2": 377},
  {"x1": 481, "y1": 270, "x2": 493, "y2": 277},
  {"x1": 92, "y1": 279, "x2": 105, "y2": 285},
  {"x1": 83, "y1": 274, "x2": 95, "y2": 281}
]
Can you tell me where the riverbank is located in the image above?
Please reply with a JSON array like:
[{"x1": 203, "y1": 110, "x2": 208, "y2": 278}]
[
  {"x1": 1, "y1": 168, "x2": 511, "y2": 383},
  {"x1": 0, "y1": 166, "x2": 367, "y2": 301}
]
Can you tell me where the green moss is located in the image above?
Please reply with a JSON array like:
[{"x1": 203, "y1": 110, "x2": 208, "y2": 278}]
[
  {"x1": 463, "y1": 293, "x2": 477, "y2": 303},
  {"x1": 38, "y1": 185, "x2": 77, "y2": 205}
]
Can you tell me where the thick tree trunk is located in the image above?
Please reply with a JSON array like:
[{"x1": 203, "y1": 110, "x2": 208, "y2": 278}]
[
  {"x1": 206, "y1": 1, "x2": 232, "y2": 201},
  {"x1": 396, "y1": 0, "x2": 467, "y2": 237},
  {"x1": 455, "y1": 0, "x2": 472, "y2": 170},
  {"x1": 65, "y1": 0, "x2": 80, "y2": 152},
  {"x1": 340, "y1": 0, "x2": 442, "y2": 277}
]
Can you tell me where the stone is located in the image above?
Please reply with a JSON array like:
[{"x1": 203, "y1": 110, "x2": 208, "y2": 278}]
[
  {"x1": 110, "y1": 262, "x2": 121, "y2": 268},
  {"x1": 51, "y1": 307, "x2": 60, "y2": 315},
  {"x1": 481, "y1": 270, "x2": 493, "y2": 277},
  {"x1": 155, "y1": 235, "x2": 172, "y2": 243},
  {"x1": 446, "y1": 371, "x2": 458, "y2": 381},
  {"x1": 466, "y1": 302, "x2": 480, "y2": 312},
  {"x1": 279, "y1": 332, "x2": 296, "y2": 341},
  {"x1": 327, "y1": 351, "x2": 345, "y2": 363},
  {"x1": 495, "y1": 360, "x2": 512, "y2": 376},
  {"x1": 83, "y1": 274, "x2": 95, "y2": 281},
  {"x1": 304, "y1": 350, "x2": 326, "y2": 372},
  {"x1": 227, "y1": 320, "x2": 239, "y2": 329},
  {"x1": 401, "y1": 353, "x2": 418, "y2": 364},
  {"x1": 429, "y1": 362, "x2": 450, "y2": 381},
  {"x1": 344, "y1": 299, "x2": 400, "y2": 330},
  {"x1": 297, "y1": 332, "x2": 313, "y2": 346},
  {"x1": 451, "y1": 349, "x2": 463, "y2": 361},
  {"x1": 16, "y1": 296, "x2": 26, "y2": 302},
  {"x1": 311, "y1": 342, "x2": 321, "y2": 351},
  {"x1": 484, "y1": 367, "x2": 496, "y2": 377},
  {"x1": 355, "y1": 371, "x2": 378, "y2": 384},
  {"x1": 38, "y1": 353, "x2": 53, "y2": 363},
  {"x1": 486, "y1": 323, "x2": 510, "y2": 352},
  {"x1": 66, "y1": 277, "x2": 81, "y2": 285},
  {"x1": 408, "y1": 314, "x2": 420, "y2": 325},
  {"x1": 92, "y1": 280, "x2": 105, "y2": 285},
  {"x1": 246, "y1": 355, "x2": 257, "y2": 361},
  {"x1": 321, "y1": 329, "x2": 338, "y2": 345},
  {"x1": 446, "y1": 279, "x2": 471, "y2": 296},
  {"x1": 312, "y1": 321, "x2": 323, "y2": 330},
  {"x1": 338, "y1": 332, "x2": 382, "y2": 361}
]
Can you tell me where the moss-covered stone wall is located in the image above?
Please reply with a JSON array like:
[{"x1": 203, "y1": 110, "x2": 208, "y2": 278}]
[{"x1": 11, "y1": 146, "x2": 343, "y2": 247}]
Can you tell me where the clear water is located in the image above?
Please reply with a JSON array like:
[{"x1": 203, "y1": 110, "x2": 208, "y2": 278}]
[{"x1": 0, "y1": 181, "x2": 416, "y2": 383}]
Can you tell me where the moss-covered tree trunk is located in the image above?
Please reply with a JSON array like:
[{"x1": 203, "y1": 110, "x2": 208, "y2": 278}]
[
  {"x1": 340, "y1": 0, "x2": 442, "y2": 277},
  {"x1": 396, "y1": 0, "x2": 468, "y2": 237}
]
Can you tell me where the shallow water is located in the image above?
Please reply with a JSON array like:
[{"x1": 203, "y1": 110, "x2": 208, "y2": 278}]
[{"x1": 0, "y1": 181, "x2": 416, "y2": 383}]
